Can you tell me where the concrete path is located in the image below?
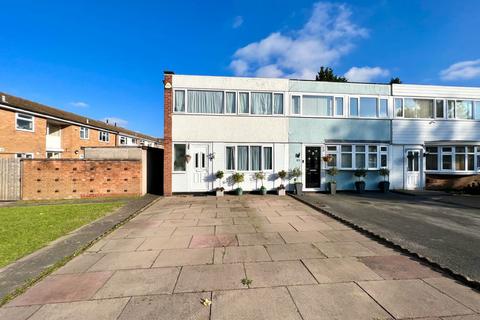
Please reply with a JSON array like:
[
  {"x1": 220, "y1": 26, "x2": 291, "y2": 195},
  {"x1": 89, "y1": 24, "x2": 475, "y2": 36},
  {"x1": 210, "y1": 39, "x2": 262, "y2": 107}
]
[
  {"x1": 297, "y1": 192, "x2": 480, "y2": 283},
  {"x1": 1, "y1": 195, "x2": 479, "y2": 320}
]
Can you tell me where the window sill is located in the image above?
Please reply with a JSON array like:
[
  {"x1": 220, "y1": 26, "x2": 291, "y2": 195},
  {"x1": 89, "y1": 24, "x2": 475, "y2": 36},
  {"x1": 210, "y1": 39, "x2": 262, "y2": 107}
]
[
  {"x1": 16, "y1": 128, "x2": 34, "y2": 133},
  {"x1": 425, "y1": 171, "x2": 479, "y2": 175}
]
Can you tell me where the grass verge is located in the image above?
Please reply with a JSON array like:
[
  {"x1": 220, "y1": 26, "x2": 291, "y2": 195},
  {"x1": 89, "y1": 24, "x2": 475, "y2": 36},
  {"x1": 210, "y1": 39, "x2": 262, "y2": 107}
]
[{"x1": 0, "y1": 202, "x2": 124, "y2": 268}]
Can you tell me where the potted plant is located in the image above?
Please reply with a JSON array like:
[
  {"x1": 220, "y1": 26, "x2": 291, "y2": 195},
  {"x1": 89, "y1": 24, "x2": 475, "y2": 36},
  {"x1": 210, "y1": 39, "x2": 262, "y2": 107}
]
[
  {"x1": 232, "y1": 172, "x2": 245, "y2": 196},
  {"x1": 326, "y1": 167, "x2": 338, "y2": 195},
  {"x1": 215, "y1": 170, "x2": 225, "y2": 196},
  {"x1": 354, "y1": 169, "x2": 367, "y2": 193},
  {"x1": 254, "y1": 171, "x2": 267, "y2": 195},
  {"x1": 290, "y1": 167, "x2": 302, "y2": 195},
  {"x1": 378, "y1": 168, "x2": 390, "y2": 193},
  {"x1": 277, "y1": 170, "x2": 287, "y2": 196}
]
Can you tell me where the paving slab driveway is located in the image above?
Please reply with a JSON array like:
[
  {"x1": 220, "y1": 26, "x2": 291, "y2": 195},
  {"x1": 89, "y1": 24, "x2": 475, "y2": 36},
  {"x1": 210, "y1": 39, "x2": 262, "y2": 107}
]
[
  {"x1": 299, "y1": 192, "x2": 480, "y2": 283},
  {"x1": 1, "y1": 195, "x2": 479, "y2": 320}
]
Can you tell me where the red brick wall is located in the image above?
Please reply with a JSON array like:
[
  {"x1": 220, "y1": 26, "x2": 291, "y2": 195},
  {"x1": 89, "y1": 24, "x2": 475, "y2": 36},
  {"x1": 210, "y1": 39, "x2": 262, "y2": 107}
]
[
  {"x1": 22, "y1": 159, "x2": 142, "y2": 200},
  {"x1": 61, "y1": 125, "x2": 117, "y2": 158},
  {"x1": 163, "y1": 73, "x2": 173, "y2": 196}
]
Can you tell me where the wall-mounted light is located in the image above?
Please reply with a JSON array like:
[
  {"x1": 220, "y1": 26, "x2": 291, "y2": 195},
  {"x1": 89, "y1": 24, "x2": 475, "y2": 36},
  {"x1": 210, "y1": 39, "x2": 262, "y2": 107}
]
[{"x1": 295, "y1": 153, "x2": 301, "y2": 158}]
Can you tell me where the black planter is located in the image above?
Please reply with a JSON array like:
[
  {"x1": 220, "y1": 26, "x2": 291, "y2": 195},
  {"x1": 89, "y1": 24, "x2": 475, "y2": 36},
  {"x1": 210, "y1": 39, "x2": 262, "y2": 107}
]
[
  {"x1": 379, "y1": 181, "x2": 390, "y2": 193},
  {"x1": 355, "y1": 181, "x2": 366, "y2": 194},
  {"x1": 294, "y1": 182, "x2": 303, "y2": 195}
]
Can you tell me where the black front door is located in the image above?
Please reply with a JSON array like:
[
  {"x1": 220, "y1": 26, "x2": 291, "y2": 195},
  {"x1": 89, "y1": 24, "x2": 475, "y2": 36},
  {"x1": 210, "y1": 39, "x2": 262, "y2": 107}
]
[{"x1": 305, "y1": 147, "x2": 321, "y2": 188}]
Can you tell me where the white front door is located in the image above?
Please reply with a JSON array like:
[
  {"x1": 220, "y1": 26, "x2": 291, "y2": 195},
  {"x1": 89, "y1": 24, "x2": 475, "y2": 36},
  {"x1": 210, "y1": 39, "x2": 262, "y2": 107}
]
[
  {"x1": 189, "y1": 144, "x2": 210, "y2": 191},
  {"x1": 405, "y1": 150, "x2": 422, "y2": 190}
]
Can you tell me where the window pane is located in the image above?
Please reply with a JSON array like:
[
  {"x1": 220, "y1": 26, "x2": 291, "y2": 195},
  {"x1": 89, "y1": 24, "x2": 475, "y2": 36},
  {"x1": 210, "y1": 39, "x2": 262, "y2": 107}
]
[
  {"x1": 226, "y1": 92, "x2": 236, "y2": 114},
  {"x1": 475, "y1": 101, "x2": 480, "y2": 120},
  {"x1": 426, "y1": 146, "x2": 438, "y2": 153},
  {"x1": 379, "y1": 99, "x2": 388, "y2": 117},
  {"x1": 302, "y1": 96, "x2": 333, "y2": 116},
  {"x1": 250, "y1": 146, "x2": 261, "y2": 170},
  {"x1": 455, "y1": 154, "x2": 466, "y2": 170},
  {"x1": 291, "y1": 96, "x2": 300, "y2": 114},
  {"x1": 327, "y1": 146, "x2": 337, "y2": 151},
  {"x1": 356, "y1": 145, "x2": 365, "y2": 152},
  {"x1": 435, "y1": 100, "x2": 444, "y2": 118},
  {"x1": 404, "y1": 98, "x2": 434, "y2": 118},
  {"x1": 273, "y1": 93, "x2": 283, "y2": 114},
  {"x1": 251, "y1": 92, "x2": 272, "y2": 114},
  {"x1": 174, "y1": 144, "x2": 186, "y2": 171},
  {"x1": 468, "y1": 154, "x2": 474, "y2": 171},
  {"x1": 426, "y1": 153, "x2": 438, "y2": 170},
  {"x1": 238, "y1": 146, "x2": 249, "y2": 170},
  {"x1": 368, "y1": 146, "x2": 377, "y2": 152},
  {"x1": 394, "y1": 98, "x2": 403, "y2": 117},
  {"x1": 355, "y1": 153, "x2": 365, "y2": 168},
  {"x1": 263, "y1": 147, "x2": 273, "y2": 170},
  {"x1": 350, "y1": 98, "x2": 358, "y2": 116},
  {"x1": 335, "y1": 97, "x2": 344, "y2": 116},
  {"x1": 239, "y1": 93, "x2": 249, "y2": 113},
  {"x1": 381, "y1": 154, "x2": 388, "y2": 167},
  {"x1": 174, "y1": 91, "x2": 185, "y2": 112},
  {"x1": 455, "y1": 100, "x2": 473, "y2": 119},
  {"x1": 368, "y1": 153, "x2": 378, "y2": 168},
  {"x1": 447, "y1": 100, "x2": 455, "y2": 118},
  {"x1": 187, "y1": 90, "x2": 224, "y2": 113},
  {"x1": 226, "y1": 146, "x2": 235, "y2": 170},
  {"x1": 456, "y1": 146, "x2": 465, "y2": 153},
  {"x1": 442, "y1": 154, "x2": 452, "y2": 170},
  {"x1": 360, "y1": 97, "x2": 377, "y2": 117},
  {"x1": 341, "y1": 153, "x2": 352, "y2": 168},
  {"x1": 17, "y1": 114, "x2": 33, "y2": 130}
]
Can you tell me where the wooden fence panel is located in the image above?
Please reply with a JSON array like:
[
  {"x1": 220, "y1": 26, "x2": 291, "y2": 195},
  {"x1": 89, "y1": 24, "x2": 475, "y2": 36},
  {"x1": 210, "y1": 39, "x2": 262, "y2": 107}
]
[{"x1": 0, "y1": 158, "x2": 21, "y2": 200}]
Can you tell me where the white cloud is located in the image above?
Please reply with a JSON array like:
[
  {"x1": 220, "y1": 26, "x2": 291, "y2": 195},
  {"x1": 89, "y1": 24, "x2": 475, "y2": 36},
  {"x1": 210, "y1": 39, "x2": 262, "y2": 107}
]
[
  {"x1": 69, "y1": 101, "x2": 89, "y2": 108},
  {"x1": 102, "y1": 117, "x2": 128, "y2": 127},
  {"x1": 344, "y1": 66, "x2": 389, "y2": 82},
  {"x1": 440, "y1": 59, "x2": 480, "y2": 81},
  {"x1": 229, "y1": 2, "x2": 368, "y2": 79},
  {"x1": 232, "y1": 16, "x2": 243, "y2": 29}
]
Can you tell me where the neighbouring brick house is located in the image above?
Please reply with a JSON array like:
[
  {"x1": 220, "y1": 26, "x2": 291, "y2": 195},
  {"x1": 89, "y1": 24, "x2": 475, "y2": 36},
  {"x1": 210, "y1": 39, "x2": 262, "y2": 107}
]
[{"x1": 0, "y1": 92, "x2": 162, "y2": 159}]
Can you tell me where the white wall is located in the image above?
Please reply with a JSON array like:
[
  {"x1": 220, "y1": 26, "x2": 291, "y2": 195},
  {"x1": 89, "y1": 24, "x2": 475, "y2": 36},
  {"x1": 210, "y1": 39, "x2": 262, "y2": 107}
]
[
  {"x1": 172, "y1": 115, "x2": 289, "y2": 143},
  {"x1": 392, "y1": 84, "x2": 480, "y2": 99},
  {"x1": 172, "y1": 75, "x2": 289, "y2": 92},
  {"x1": 392, "y1": 120, "x2": 480, "y2": 145},
  {"x1": 390, "y1": 145, "x2": 405, "y2": 189}
]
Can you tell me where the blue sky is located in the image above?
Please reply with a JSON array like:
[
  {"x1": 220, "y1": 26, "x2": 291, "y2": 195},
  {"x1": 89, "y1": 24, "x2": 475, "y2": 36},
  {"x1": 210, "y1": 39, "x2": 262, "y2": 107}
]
[{"x1": 1, "y1": 0, "x2": 480, "y2": 137}]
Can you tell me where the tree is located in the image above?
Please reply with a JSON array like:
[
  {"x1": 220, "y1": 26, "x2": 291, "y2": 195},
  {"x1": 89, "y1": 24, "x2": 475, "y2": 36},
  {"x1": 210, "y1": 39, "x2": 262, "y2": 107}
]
[
  {"x1": 315, "y1": 67, "x2": 347, "y2": 82},
  {"x1": 389, "y1": 77, "x2": 402, "y2": 84}
]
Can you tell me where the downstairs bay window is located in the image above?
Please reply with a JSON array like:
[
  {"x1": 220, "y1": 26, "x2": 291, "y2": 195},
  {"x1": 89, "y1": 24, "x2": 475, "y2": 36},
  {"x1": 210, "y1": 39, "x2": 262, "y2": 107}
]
[
  {"x1": 426, "y1": 146, "x2": 479, "y2": 172},
  {"x1": 226, "y1": 145, "x2": 273, "y2": 171}
]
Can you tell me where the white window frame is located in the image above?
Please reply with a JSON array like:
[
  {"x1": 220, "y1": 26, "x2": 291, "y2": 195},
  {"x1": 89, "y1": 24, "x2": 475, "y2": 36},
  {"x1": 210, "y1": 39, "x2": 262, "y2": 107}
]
[
  {"x1": 119, "y1": 136, "x2": 128, "y2": 145},
  {"x1": 427, "y1": 145, "x2": 479, "y2": 173},
  {"x1": 15, "y1": 113, "x2": 35, "y2": 132},
  {"x1": 224, "y1": 144, "x2": 274, "y2": 172},
  {"x1": 173, "y1": 143, "x2": 187, "y2": 173},
  {"x1": 291, "y1": 94, "x2": 302, "y2": 115},
  {"x1": 46, "y1": 151, "x2": 61, "y2": 159},
  {"x1": 173, "y1": 90, "x2": 186, "y2": 113},
  {"x1": 80, "y1": 127, "x2": 89, "y2": 140},
  {"x1": 395, "y1": 97, "x2": 480, "y2": 121},
  {"x1": 326, "y1": 144, "x2": 389, "y2": 170},
  {"x1": 99, "y1": 131, "x2": 110, "y2": 142}
]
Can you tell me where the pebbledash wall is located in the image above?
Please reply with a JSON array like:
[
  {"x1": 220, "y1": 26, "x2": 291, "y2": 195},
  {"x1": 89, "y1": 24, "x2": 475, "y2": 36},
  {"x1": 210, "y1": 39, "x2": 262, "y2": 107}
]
[
  {"x1": 163, "y1": 72, "x2": 480, "y2": 194},
  {"x1": 22, "y1": 159, "x2": 142, "y2": 200}
]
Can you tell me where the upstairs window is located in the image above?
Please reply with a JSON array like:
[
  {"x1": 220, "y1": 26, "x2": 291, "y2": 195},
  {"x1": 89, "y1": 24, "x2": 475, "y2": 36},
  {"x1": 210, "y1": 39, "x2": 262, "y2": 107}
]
[
  {"x1": 435, "y1": 100, "x2": 445, "y2": 118},
  {"x1": 16, "y1": 113, "x2": 34, "y2": 131},
  {"x1": 225, "y1": 92, "x2": 236, "y2": 114},
  {"x1": 394, "y1": 98, "x2": 403, "y2": 117},
  {"x1": 80, "y1": 127, "x2": 89, "y2": 139},
  {"x1": 291, "y1": 96, "x2": 301, "y2": 115},
  {"x1": 187, "y1": 90, "x2": 224, "y2": 114},
  {"x1": 359, "y1": 97, "x2": 377, "y2": 118},
  {"x1": 251, "y1": 92, "x2": 272, "y2": 115},
  {"x1": 174, "y1": 90, "x2": 185, "y2": 112},
  {"x1": 404, "y1": 98, "x2": 434, "y2": 118},
  {"x1": 349, "y1": 98, "x2": 359, "y2": 117},
  {"x1": 335, "y1": 97, "x2": 344, "y2": 116},
  {"x1": 273, "y1": 93, "x2": 284, "y2": 115},
  {"x1": 302, "y1": 95, "x2": 333, "y2": 116},
  {"x1": 99, "y1": 131, "x2": 110, "y2": 142},
  {"x1": 239, "y1": 92, "x2": 249, "y2": 114},
  {"x1": 447, "y1": 100, "x2": 474, "y2": 119},
  {"x1": 119, "y1": 136, "x2": 127, "y2": 145},
  {"x1": 379, "y1": 99, "x2": 388, "y2": 117}
]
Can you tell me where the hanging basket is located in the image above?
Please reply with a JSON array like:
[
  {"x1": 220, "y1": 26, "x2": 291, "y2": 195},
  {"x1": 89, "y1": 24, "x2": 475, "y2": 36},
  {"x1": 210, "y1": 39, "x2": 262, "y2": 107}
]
[
  {"x1": 322, "y1": 155, "x2": 333, "y2": 163},
  {"x1": 185, "y1": 154, "x2": 192, "y2": 163}
]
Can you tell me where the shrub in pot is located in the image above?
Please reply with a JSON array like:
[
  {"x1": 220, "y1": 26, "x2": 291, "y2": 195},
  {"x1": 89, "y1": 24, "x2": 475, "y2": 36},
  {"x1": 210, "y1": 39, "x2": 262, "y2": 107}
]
[
  {"x1": 378, "y1": 168, "x2": 390, "y2": 193},
  {"x1": 326, "y1": 167, "x2": 338, "y2": 195},
  {"x1": 290, "y1": 168, "x2": 302, "y2": 195},
  {"x1": 254, "y1": 171, "x2": 267, "y2": 195},
  {"x1": 215, "y1": 170, "x2": 225, "y2": 196},
  {"x1": 232, "y1": 172, "x2": 245, "y2": 196},
  {"x1": 277, "y1": 170, "x2": 287, "y2": 196},
  {"x1": 353, "y1": 169, "x2": 367, "y2": 193}
]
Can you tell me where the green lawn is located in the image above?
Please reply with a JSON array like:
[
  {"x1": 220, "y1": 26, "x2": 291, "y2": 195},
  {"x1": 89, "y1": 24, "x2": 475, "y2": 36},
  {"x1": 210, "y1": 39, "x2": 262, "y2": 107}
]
[{"x1": 0, "y1": 202, "x2": 125, "y2": 268}]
